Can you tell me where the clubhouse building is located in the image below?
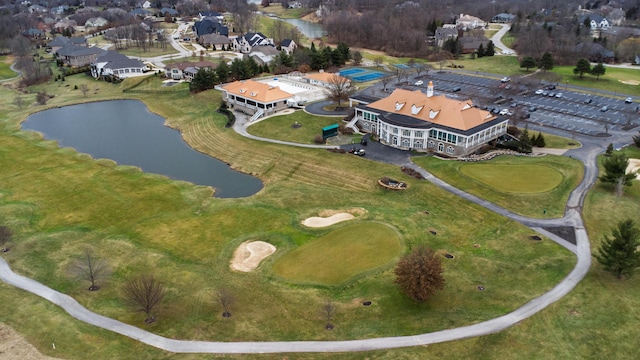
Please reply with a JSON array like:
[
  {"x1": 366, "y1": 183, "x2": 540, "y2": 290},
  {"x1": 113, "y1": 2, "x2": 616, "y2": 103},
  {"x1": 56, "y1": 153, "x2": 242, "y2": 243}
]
[
  {"x1": 219, "y1": 79, "x2": 294, "y2": 116},
  {"x1": 352, "y1": 82, "x2": 509, "y2": 157}
]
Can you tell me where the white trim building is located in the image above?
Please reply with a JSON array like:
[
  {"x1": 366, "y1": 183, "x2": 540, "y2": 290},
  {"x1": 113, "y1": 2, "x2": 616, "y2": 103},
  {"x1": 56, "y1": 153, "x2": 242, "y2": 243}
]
[
  {"x1": 219, "y1": 79, "x2": 295, "y2": 116},
  {"x1": 351, "y1": 82, "x2": 508, "y2": 157}
]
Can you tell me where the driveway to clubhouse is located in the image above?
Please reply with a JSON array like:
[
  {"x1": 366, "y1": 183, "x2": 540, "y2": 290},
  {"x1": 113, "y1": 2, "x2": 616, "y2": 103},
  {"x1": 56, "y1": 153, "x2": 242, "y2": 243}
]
[{"x1": 0, "y1": 105, "x2": 635, "y2": 353}]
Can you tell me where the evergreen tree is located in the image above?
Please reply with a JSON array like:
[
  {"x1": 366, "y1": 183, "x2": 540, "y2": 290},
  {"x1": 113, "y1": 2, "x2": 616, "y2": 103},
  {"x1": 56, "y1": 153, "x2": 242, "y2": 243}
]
[
  {"x1": 476, "y1": 43, "x2": 485, "y2": 57},
  {"x1": 394, "y1": 246, "x2": 445, "y2": 302},
  {"x1": 518, "y1": 127, "x2": 533, "y2": 153},
  {"x1": 591, "y1": 62, "x2": 606, "y2": 80},
  {"x1": 605, "y1": 143, "x2": 614, "y2": 156},
  {"x1": 520, "y1": 56, "x2": 536, "y2": 71},
  {"x1": 599, "y1": 152, "x2": 636, "y2": 187},
  {"x1": 485, "y1": 40, "x2": 495, "y2": 56},
  {"x1": 216, "y1": 61, "x2": 230, "y2": 83},
  {"x1": 336, "y1": 42, "x2": 350, "y2": 65},
  {"x1": 573, "y1": 58, "x2": 591, "y2": 78},
  {"x1": 189, "y1": 68, "x2": 217, "y2": 92},
  {"x1": 595, "y1": 219, "x2": 640, "y2": 279},
  {"x1": 540, "y1": 52, "x2": 554, "y2": 71}
]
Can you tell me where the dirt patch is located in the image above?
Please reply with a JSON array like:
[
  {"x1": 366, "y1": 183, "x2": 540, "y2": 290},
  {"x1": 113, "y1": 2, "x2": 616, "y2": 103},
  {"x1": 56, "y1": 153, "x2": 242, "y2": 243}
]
[
  {"x1": 302, "y1": 208, "x2": 367, "y2": 228},
  {"x1": 230, "y1": 241, "x2": 276, "y2": 272},
  {"x1": 627, "y1": 159, "x2": 640, "y2": 180},
  {"x1": 0, "y1": 323, "x2": 63, "y2": 360},
  {"x1": 619, "y1": 80, "x2": 640, "y2": 85}
]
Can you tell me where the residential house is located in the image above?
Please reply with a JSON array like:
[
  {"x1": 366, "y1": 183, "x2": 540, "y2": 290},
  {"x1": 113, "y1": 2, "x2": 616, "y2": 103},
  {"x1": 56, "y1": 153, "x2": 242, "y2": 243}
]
[
  {"x1": 85, "y1": 17, "x2": 108, "y2": 28},
  {"x1": 456, "y1": 14, "x2": 486, "y2": 30},
  {"x1": 198, "y1": 11, "x2": 224, "y2": 22},
  {"x1": 54, "y1": 19, "x2": 78, "y2": 32},
  {"x1": 130, "y1": 8, "x2": 152, "y2": 17},
  {"x1": 91, "y1": 50, "x2": 148, "y2": 79},
  {"x1": 351, "y1": 82, "x2": 508, "y2": 157},
  {"x1": 198, "y1": 33, "x2": 232, "y2": 50},
  {"x1": 288, "y1": 1, "x2": 302, "y2": 9},
  {"x1": 303, "y1": 70, "x2": 350, "y2": 88},
  {"x1": 50, "y1": 5, "x2": 69, "y2": 15},
  {"x1": 249, "y1": 45, "x2": 280, "y2": 66},
  {"x1": 56, "y1": 45, "x2": 105, "y2": 67},
  {"x1": 579, "y1": 14, "x2": 611, "y2": 29},
  {"x1": 434, "y1": 27, "x2": 459, "y2": 47},
  {"x1": 459, "y1": 36, "x2": 488, "y2": 54},
  {"x1": 219, "y1": 79, "x2": 295, "y2": 116},
  {"x1": 164, "y1": 61, "x2": 216, "y2": 81},
  {"x1": 234, "y1": 32, "x2": 274, "y2": 54},
  {"x1": 281, "y1": 39, "x2": 297, "y2": 54},
  {"x1": 22, "y1": 28, "x2": 44, "y2": 39},
  {"x1": 193, "y1": 18, "x2": 229, "y2": 37},
  {"x1": 141, "y1": 1, "x2": 151, "y2": 8},
  {"x1": 160, "y1": 8, "x2": 179, "y2": 17},
  {"x1": 28, "y1": 4, "x2": 47, "y2": 14},
  {"x1": 574, "y1": 42, "x2": 615, "y2": 63},
  {"x1": 47, "y1": 36, "x2": 88, "y2": 53},
  {"x1": 492, "y1": 13, "x2": 515, "y2": 23}
]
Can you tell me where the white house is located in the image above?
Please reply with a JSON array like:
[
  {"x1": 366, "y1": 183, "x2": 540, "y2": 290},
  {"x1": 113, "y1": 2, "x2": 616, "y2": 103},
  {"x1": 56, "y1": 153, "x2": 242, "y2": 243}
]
[
  {"x1": 456, "y1": 14, "x2": 487, "y2": 30},
  {"x1": 303, "y1": 70, "x2": 350, "y2": 88},
  {"x1": 219, "y1": 79, "x2": 295, "y2": 116},
  {"x1": 281, "y1": 39, "x2": 297, "y2": 55},
  {"x1": 351, "y1": 82, "x2": 508, "y2": 157},
  {"x1": 233, "y1": 32, "x2": 274, "y2": 54},
  {"x1": 91, "y1": 50, "x2": 147, "y2": 79}
]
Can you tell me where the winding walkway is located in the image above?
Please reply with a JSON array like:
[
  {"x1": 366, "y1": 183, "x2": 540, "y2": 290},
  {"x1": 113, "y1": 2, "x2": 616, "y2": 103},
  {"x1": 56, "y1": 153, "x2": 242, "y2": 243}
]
[{"x1": 0, "y1": 108, "x2": 631, "y2": 353}]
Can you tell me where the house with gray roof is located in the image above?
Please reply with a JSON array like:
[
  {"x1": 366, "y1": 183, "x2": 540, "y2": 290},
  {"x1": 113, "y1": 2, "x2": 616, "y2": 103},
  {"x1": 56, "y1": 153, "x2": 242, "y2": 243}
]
[
  {"x1": 198, "y1": 33, "x2": 232, "y2": 50},
  {"x1": 492, "y1": 13, "x2": 515, "y2": 23},
  {"x1": 160, "y1": 8, "x2": 179, "y2": 17},
  {"x1": 281, "y1": 39, "x2": 297, "y2": 54},
  {"x1": 47, "y1": 36, "x2": 88, "y2": 53},
  {"x1": 574, "y1": 42, "x2": 615, "y2": 63},
  {"x1": 193, "y1": 18, "x2": 229, "y2": 37},
  {"x1": 164, "y1": 61, "x2": 216, "y2": 81},
  {"x1": 91, "y1": 50, "x2": 148, "y2": 79},
  {"x1": 85, "y1": 17, "x2": 108, "y2": 28},
  {"x1": 249, "y1": 45, "x2": 280, "y2": 66},
  {"x1": 579, "y1": 14, "x2": 611, "y2": 29},
  {"x1": 57, "y1": 45, "x2": 105, "y2": 67},
  {"x1": 434, "y1": 27, "x2": 458, "y2": 47},
  {"x1": 233, "y1": 32, "x2": 274, "y2": 54}
]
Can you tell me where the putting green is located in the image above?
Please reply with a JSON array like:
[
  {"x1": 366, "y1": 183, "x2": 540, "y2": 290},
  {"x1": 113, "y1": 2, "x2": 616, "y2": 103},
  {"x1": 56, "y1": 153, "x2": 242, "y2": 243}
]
[
  {"x1": 460, "y1": 164, "x2": 563, "y2": 193},
  {"x1": 272, "y1": 222, "x2": 401, "y2": 285}
]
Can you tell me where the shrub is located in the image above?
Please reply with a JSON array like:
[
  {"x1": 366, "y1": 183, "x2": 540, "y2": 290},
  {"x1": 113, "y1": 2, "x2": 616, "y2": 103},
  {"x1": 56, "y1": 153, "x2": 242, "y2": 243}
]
[{"x1": 314, "y1": 135, "x2": 325, "y2": 144}]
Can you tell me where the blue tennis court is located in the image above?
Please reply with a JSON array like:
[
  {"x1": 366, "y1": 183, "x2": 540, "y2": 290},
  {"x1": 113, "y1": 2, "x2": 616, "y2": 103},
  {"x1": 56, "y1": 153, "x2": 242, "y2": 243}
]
[
  {"x1": 339, "y1": 68, "x2": 365, "y2": 76},
  {"x1": 352, "y1": 73, "x2": 385, "y2": 82},
  {"x1": 339, "y1": 67, "x2": 387, "y2": 82}
]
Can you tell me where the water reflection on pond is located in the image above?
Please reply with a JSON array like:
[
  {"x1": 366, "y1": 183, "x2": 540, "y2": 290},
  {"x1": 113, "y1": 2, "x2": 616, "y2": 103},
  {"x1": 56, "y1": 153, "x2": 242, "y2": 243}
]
[{"x1": 22, "y1": 100, "x2": 263, "y2": 198}]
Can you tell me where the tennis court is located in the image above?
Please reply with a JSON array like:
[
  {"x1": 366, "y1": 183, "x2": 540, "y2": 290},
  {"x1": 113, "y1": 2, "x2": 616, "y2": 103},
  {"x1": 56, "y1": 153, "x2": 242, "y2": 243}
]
[
  {"x1": 395, "y1": 64, "x2": 410, "y2": 70},
  {"x1": 339, "y1": 67, "x2": 387, "y2": 83}
]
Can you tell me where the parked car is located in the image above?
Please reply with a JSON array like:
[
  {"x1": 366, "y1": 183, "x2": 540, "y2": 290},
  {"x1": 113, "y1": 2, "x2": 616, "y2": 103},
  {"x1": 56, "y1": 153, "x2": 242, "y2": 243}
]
[
  {"x1": 542, "y1": 91, "x2": 549, "y2": 96},
  {"x1": 600, "y1": 106, "x2": 609, "y2": 112},
  {"x1": 360, "y1": 138, "x2": 368, "y2": 146},
  {"x1": 625, "y1": 97, "x2": 634, "y2": 103},
  {"x1": 452, "y1": 86, "x2": 461, "y2": 92},
  {"x1": 547, "y1": 92, "x2": 555, "y2": 97},
  {"x1": 499, "y1": 109, "x2": 509, "y2": 115},
  {"x1": 546, "y1": 85, "x2": 556, "y2": 90},
  {"x1": 501, "y1": 77, "x2": 511, "y2": 83},
  {"x1": 535, "y1": 89, "x2": 544, "y2": 95},
  {"x1": 528, "y1": 106, "x2": 537, "y2": 112},
  {"x1": 414, "y1": 80, "x2": 424, "y2": 86},
  {"x1": 584, "y1": 98, "x2": 592, "y2": 104},
  {"x1": 354, "y1": 149, "x2": 366, "y2": 156},
  {"x1": 555, "y1": 93, "x2": 563, "y2": 98}
]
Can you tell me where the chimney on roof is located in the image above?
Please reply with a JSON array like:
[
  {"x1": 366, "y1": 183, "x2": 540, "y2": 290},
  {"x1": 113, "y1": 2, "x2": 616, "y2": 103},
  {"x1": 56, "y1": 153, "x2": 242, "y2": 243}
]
[{"x1": 427, "y1": 81, "x2": 434, "y2": 97}]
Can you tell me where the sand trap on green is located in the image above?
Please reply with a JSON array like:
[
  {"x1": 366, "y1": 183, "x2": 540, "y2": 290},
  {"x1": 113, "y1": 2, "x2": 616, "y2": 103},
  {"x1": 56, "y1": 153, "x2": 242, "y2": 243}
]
[
  {"x1": 272, "y1": 222, "x2": 401, "y2": 285},
  {"x1": 460, "y1": 164, "x2": 563, "y2": 193}
]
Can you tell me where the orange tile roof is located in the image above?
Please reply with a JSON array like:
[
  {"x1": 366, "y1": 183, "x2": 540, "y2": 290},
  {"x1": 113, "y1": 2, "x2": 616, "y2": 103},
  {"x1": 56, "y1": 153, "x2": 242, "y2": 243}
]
[
  {"x1": 304, "y1": 72, "x2": 349, "y2": 83},
  {"x1": 222, "y1": 79, "x2": 293, "y2": 103},
  {"x1": 366, "y1": 88, "x2": 496, "y2": 131}
]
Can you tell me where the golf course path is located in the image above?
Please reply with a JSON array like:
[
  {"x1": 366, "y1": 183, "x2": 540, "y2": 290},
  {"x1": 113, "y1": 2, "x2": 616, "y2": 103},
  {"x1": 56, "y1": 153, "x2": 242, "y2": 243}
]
[{"x1": 0, "y1": 121, "x2": 629, "y2": 353}]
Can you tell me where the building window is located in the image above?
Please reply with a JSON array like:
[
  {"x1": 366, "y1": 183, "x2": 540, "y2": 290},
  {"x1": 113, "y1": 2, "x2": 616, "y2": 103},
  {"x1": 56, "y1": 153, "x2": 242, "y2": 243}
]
[
  {"x1": 402, "y1": 129, "x2": 411, "y2": 137},
  {"x1": 415, "y1": 131, "x2": 423, "y2": 138},
  {"x1": 414, "y1": 140, "x2": 423, "y2": 149},
  {"x1": 363, "y1": 122, "x2": 370, "y2": 130},
  {"x1": 438, "y1": 142, "x2": 444, "y2": 152},
  {"x1": 402, "y1": 138, "x2": 410, "y2": 147},
  {"x1": 392, "y1": 136, "x2": 398, "y2": 145},
  {"x1": 428, "y1": 141, "x2": 435, "y2": 149},
  {"x1": 446, "y1": 146, "x2": 455, "y2": 154},
  {"x1": 392, "y1": 128, "x2": 398, "y2": 134}
]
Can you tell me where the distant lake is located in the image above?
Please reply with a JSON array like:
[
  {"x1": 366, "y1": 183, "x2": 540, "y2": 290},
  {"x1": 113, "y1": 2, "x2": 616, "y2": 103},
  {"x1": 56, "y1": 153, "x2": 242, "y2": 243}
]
[
  {"x1": 249, "y1": 1, "x2": 327, "y2": 39},
  {"x1": 22, "y1": 100, "x2": 263, "y2": 198}
]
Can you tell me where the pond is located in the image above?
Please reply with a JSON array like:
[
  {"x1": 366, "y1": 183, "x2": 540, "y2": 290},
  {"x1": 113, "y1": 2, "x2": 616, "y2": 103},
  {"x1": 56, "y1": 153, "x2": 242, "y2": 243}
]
[{"x1": 22, "y1": 100, "x2": 263, "y2": 198}]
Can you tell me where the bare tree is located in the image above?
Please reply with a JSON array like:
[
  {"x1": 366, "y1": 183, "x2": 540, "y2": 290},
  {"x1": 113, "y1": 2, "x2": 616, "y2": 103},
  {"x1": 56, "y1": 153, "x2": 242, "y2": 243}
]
[
  {"x1": 0, "y1": 226, "x2": 12, "y2": 252},
  {"x1": 215, "y1": 287, "x2": 234, "y2": 318},
  {"x1": 36, "y1": 92, "x2": 49, "y2": 105},
  {"x1": 321, "y1": 298, "x2": 336, "y2": 330},
  {"x1": 324, "y1": 74, "x2": 356, "y2": 108},
  {"x1": 13, "y1": 96, "x2": 24, "y2": 109},
  {"x1": 380, "y1": 75, "x2": 393, "y2": 92},
  {"x1": 123, "y1": 274, "x2": 165, "y2": 324},
  {"x1": 394, "y1": 245, "x2": 445, "y2": 302},
  {"x1": 79, "y1": 84, "x2": 89, "y2": 97},
  {"x1": 71, "y1": 249, "x2": 110, "y2": 291},
  {"x1": 373, "y1": 56, "x2": 383, "y2": 70}
]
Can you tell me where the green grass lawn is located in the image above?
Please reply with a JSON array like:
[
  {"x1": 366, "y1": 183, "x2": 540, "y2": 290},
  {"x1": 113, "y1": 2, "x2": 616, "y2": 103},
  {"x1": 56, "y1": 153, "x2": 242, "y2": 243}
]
[
  {"x1": 118, "y1": 45, "x2": 180, "y2": 58},
  {"x1": 460, "y1": 164, "x2": 563, "y2": 193},
  {"x1": 0, "y1": 56, "x2": 17, "y2": 80},
  {"x1": 413, "y1": 155, "x2": 584, "y2": 218},
  {"x1": 552, "y1": 65, "x2": 640, "y2": 97},
  {"x1": 533, "y1": 131, "x2": 582, "y2": 149},
  {"x1": 0, "y1": 73, "x2": 578, "y2": 359},
  {"x1": 272, "y1": 222, "x2": 402, "y2": 285},
  {"x1": 247, "y1": 109, "x2": 343, "y2": 144}
]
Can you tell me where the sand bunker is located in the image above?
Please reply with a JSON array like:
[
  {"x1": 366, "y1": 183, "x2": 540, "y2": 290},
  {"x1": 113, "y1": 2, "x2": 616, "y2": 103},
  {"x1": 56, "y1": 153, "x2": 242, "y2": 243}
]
[
  {"x1": 620, "y1": 80, "x2": 640, "y2": 85},
  {"x1": 627, "y1": 159, "x2": 640, "y2": 180},
  {"x1": 302, "y1": 208, "x2": 366, "y2": 228},
  {"x1": 230, "y1": 241, "x2": 276, "y2": 272}
]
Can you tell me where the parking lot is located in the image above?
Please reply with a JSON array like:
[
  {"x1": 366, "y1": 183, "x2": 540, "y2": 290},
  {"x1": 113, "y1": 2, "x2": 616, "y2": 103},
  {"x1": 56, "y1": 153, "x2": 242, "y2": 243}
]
[{"x1": 406, "y1": 71, "x2": 639, "y2": 136}]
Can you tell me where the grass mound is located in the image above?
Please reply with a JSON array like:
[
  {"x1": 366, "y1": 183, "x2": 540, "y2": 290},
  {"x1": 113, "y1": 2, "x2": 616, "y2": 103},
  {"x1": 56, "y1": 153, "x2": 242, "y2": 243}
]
[
  {"x1": 460, "y1": 164, "x2": 563, "y2": 193},
  {"x1": 272, "y1": 222, "x2": 401, "y2": 285}
]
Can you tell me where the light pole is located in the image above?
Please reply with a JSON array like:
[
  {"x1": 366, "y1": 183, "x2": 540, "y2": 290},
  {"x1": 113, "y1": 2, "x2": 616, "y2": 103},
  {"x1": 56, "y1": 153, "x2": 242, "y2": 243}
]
[{"x1": 565, "y1": 80, "x2": 569, "y2": 90}]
